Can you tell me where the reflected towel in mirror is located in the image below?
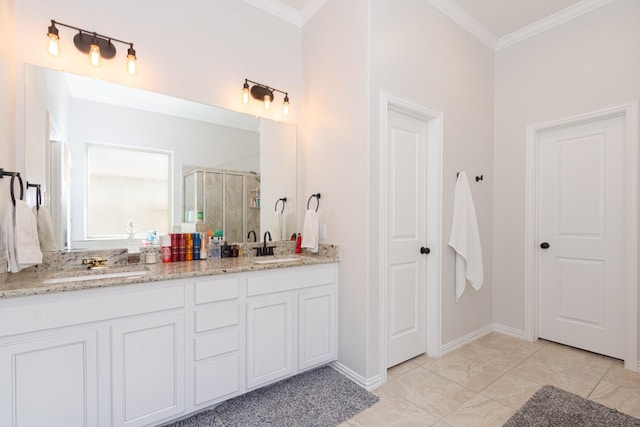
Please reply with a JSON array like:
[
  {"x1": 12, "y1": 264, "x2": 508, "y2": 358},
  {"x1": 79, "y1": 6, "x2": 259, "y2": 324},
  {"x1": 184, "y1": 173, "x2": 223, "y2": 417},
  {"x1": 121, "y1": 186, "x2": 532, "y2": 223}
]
[
  {"x1": 301, "y1": 209, "x2": 319, "y2": 253},
  {"x1": 33, "y1": 205, "x2": 57, "y2": 251},
  {"x1": 273, "y1": 211, "x2": 283, "y2": 241}
]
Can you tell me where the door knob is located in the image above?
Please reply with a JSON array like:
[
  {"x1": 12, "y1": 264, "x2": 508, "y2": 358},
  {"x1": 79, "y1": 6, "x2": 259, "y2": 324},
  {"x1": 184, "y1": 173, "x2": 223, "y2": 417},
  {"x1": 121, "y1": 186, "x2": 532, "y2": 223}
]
[
  {"x1": 420, "y1": 247, "x2": 430, "y2": 255},
  {"x1": 540, "y1": 242, "x2": 550, "y2": 249}
]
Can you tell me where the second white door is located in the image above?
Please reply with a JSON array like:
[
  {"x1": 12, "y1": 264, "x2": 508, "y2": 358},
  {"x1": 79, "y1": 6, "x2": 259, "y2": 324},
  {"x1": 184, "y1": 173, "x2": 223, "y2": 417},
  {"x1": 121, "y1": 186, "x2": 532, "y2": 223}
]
[
  {"x1": 386, "y1": 109, "x2": 428, "y2": 368},
  {"x1": 537, "y1": 113, "x2": 626, "y2": 359}
]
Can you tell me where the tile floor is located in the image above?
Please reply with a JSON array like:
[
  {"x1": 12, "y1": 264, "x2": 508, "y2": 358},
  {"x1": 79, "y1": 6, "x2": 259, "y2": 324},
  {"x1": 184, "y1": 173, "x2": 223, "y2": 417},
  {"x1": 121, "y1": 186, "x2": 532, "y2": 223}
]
[{"x1": 340, "y1": 333, "x2": 640, "y2": 427}]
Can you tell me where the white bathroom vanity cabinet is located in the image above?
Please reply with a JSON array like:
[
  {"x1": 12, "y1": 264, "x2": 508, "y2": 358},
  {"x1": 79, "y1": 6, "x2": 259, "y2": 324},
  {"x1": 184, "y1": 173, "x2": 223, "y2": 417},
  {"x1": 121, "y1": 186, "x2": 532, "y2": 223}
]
[{"x1": 0, "y1": 262, "x2": 338, "y2": 427}]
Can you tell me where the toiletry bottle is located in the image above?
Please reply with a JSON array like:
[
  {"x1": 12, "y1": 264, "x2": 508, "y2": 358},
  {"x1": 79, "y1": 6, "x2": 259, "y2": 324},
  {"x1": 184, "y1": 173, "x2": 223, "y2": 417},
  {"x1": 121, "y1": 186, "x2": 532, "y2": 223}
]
[
  {"x1": 185, "y1": 234, "x2": 193, "y2": 261},
  {"x1": 295, "y1": 233, "x2": 302, "y2": 253},
  {"x1": 193, "y1": 233, "x2": 201, "y2": 260},
  {"x1": 200, "y1": 234, "x2": 209, "y2": 260},
  {"x1": 178, "y1": 234, "x2": 186, "y2": 261},
  {"x1": 160, "y1": 235, "x2": 172, "y2": 263},
  {"x1": 170, "y1": 233, "x2": 178, "y2": 262}
]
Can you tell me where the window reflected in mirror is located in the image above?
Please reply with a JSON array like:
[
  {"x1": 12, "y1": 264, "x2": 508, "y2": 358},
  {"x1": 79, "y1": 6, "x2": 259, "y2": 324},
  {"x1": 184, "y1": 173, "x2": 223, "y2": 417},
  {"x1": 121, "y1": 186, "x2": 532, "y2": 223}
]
[{"x1": 86, "y1": 143, "x2": 172, "y2": 239}]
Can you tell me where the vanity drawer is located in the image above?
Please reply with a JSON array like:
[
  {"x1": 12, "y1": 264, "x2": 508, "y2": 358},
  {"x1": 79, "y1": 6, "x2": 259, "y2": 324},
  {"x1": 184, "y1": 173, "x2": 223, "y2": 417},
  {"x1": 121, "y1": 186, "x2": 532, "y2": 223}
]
[
  {"x1": 247, "y1": 266, "x2": 335, "y2": 297},
  {"x1": 194, "y1": 278, "x2": 239, "y2": 305},
  {"x1": 194, "y1": 303, "x2": 239, "y2": 333},
  {"x1": 195, "y1": 328, "x2": 239, "y2": 360}
]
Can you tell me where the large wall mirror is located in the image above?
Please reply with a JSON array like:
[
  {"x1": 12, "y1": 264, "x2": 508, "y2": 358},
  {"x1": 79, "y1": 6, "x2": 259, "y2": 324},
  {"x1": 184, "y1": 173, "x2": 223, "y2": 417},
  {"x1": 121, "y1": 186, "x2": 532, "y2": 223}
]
[{"x1": 23, "y1": 65, "x2": 297, "y2": 251}]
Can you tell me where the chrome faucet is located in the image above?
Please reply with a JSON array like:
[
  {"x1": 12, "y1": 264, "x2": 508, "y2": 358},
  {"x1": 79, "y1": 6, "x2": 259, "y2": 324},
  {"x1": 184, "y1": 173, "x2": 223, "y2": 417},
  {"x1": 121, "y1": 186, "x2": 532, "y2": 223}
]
[{"x1": 247, "y1": 230, "x2": 257, "y2": 242}]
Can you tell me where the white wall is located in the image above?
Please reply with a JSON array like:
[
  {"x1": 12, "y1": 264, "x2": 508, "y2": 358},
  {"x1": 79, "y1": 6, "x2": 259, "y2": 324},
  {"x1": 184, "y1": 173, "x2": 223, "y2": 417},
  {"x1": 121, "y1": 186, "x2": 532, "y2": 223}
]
[
  {"x1": 302, "y1": 0, "x2": 494, "y2": 381},
  {"x1": 302, "y1": 0, "x2": 371, "y2": 377},
  {"x1": 369, "y1": 0, "x2": 494, "y2": 351},
  {"x1": 493, "y1": 0, "x2": 640, "y2": 338},
  {"x1": 0, "y1": 0, "x2": 16, "y2": 239}
]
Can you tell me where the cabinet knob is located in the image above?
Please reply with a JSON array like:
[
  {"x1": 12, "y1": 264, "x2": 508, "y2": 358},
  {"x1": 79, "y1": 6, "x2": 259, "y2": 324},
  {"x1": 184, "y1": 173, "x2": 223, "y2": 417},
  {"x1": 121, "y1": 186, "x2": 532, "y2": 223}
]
[
  {"x1": 540, "y1": 242, "x2": 550, "y2": 249},
  {"x1": 420, "y1": 247, "x2": 430, "y2": 255}
]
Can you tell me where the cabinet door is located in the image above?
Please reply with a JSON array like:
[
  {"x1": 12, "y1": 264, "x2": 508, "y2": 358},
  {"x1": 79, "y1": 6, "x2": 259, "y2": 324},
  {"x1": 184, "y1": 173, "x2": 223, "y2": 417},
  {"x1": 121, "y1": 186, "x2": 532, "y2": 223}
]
[
  {"x1": 298, "y1": 287, "x2": 337, "y2": 370},
  {"x1": 0, "y1": 330, "x2": 98, "y2": 427},
  {"x1": 111, "y1": 313, "x2": 185, "y2": 427},
  {"x1": 246, "y1": 295, "x2": 294, "y2": 389}
]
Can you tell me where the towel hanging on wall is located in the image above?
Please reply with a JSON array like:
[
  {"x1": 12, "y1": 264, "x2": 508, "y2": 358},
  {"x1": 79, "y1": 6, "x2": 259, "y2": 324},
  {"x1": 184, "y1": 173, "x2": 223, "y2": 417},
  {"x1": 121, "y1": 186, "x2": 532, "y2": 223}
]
[
  {"x1": 448, "y1": 171, "x2": 483, "y2": 301},
  {"x1": 2, "y1": 200, "x2": 43, "y2": 272}
]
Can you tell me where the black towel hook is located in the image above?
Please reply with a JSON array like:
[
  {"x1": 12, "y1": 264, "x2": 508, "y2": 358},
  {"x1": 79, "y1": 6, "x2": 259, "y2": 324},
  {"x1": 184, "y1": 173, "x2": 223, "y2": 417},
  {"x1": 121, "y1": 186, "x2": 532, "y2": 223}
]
[
  {"x1": 27, "y1": 182, "x2": 42, "y2": 210},
  {"x1": 274, "y1": 197, "x2": 287, "y2": 214},
  {"x1": 1, "y1": 169, "x2": 24, "y2": 206},
  {"x1": 306, "y1": 193, "x2": 321, "y2": 212}
]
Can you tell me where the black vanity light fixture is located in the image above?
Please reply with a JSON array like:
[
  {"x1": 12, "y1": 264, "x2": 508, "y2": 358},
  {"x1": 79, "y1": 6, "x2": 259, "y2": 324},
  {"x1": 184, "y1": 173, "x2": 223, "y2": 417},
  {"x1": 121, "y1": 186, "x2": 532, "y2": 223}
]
[
  {"x1": 242, "y1": 79, "x2": 289, "y2": 116},
  {"x1": 47, "y1": 19, "x2": 138, "y2": 75}
]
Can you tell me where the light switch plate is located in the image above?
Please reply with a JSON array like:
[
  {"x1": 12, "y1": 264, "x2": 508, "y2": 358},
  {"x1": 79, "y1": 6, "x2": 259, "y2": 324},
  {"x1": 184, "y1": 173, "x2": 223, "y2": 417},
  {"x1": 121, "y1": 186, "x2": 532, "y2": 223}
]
[{"x1": 319, "y1": 223, "x2": 327, "y2": 239}]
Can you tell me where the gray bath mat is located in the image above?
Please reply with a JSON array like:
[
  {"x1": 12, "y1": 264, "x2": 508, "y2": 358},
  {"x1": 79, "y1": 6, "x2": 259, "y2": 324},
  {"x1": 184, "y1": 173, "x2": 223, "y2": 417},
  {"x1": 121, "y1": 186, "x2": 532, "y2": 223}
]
[
  {"x1": 164, "y1": 365, "x2": 379, "y2": 427},
  {"x1": 504, "y1": 385, "x2": 640, "y2": 426}
]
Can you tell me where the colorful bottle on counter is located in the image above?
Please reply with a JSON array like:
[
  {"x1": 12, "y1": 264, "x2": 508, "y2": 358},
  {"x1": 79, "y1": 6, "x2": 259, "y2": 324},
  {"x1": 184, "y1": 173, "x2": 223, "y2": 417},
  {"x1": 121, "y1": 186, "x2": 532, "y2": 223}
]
[
  {"x1": 200, "y1": 234, "x2": 209, "y2": 260},
  {"x1": 185, "y1": 234, "x2": 193, "y2": 261},
  {"x1": 160, "y1": 235, "x2": 172, "y2": 263},
  {"x1": 295, "y1": 233, "x2": 302, "y2": 253},
  {"x1": 170, "y1": 234, "x2": 178, "y2": 262},
  {"x1": 178, "y1": 233, "x2": 186, "y2": 261},
  {"x1": 193, "y1": 233, "x2": 201, "y2": 260}
]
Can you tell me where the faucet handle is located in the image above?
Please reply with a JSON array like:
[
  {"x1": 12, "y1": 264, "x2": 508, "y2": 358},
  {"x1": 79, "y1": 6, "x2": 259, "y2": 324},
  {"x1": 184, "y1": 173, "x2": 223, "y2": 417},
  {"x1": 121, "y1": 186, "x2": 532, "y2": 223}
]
[{"x1": 82, "y1": 256, "x2": 109, "y2": 269}]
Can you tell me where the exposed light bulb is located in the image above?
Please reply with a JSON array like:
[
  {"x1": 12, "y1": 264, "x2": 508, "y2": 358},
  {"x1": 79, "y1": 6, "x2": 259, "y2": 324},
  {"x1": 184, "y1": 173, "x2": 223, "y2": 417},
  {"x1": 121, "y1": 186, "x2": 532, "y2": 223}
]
[
  {"x1": 264, "y1": 93, "x2": 271, "y2": 110},
  {"x1": 242, "y1": 81, "x2": 250, "y2": 104},
  {"x1": 47, "y1": 22, "x2": 59, "y2": 56},
  {"x1": 283, "y1": 94, "x2": 289, "y2": 116},
  {"x1": 126, "y1": 44, "x2": 137, "y2": 75},
  {"x1": 48, "y1": 35, "x2": 60, "y2": 57},
  {"x1": 89, "y1": 38, "x2": 101, "y2": 67}
]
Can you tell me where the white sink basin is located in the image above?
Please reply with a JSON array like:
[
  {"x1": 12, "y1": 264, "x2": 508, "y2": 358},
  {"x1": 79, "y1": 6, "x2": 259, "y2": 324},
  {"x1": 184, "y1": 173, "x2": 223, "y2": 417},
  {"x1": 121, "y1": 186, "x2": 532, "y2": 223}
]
[
  {"x1": 42, "y1": 270, "x2": 150, "y2": 284},
  {"x1": 253, "y1": 257, "x2": 302, "y2": 265}
]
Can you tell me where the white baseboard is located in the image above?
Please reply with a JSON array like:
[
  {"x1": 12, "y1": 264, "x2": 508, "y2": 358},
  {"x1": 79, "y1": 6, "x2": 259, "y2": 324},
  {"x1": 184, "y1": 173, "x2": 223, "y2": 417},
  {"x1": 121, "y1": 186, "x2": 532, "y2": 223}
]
[
  {"x1": 491, "y1": 323, "x2": 528, "y2": 340},
  {"x1": 440, "y1": 324, "x2": 493, "y2": 355},
  {"x1": 330, "y1": 361, "x2": 382, "y2": 391}
]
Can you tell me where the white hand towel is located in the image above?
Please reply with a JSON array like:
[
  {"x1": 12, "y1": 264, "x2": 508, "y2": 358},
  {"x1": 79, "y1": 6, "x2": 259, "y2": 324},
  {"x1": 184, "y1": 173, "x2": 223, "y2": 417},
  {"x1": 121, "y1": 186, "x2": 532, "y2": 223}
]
[
  {"x1": 33, "y1": 206, "x2": 58, "y2": 251},
  {"x1": 2, "y1": 201, "x2": 43, "y2": 272},
  {"x1": 448, "y1": 171, "x2": 483, "y2": 301},
  {"x1": 273, "y1": 211, "x2": 283, "y2": 242},
  {"x1": 280, "y1": 213, "x2": 288, "y2": 241},
  {"x1": 301, "y1": 209, "x2": 319, "y2": 253}
]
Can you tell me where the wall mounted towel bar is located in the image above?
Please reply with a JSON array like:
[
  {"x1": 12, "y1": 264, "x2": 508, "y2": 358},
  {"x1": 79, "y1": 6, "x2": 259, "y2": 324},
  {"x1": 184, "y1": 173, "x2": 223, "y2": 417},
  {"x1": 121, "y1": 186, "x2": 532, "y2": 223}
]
[
  {"x1": 274, "y1": 197, "x2": 287, "y2": 213},
  {"x1": 307, "y1": 193, "x2": 321, "y2": 212}
]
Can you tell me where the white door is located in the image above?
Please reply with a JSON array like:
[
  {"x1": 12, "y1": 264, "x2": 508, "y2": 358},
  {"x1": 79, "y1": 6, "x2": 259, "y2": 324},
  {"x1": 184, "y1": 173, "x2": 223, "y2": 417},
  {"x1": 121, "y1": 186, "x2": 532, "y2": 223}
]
[
  {"x1": 537, "y1": 114, "x2": 625, "y2": 359},
  {"x1": 386, "y1": 109, "x2": 428, "y2": 368}
]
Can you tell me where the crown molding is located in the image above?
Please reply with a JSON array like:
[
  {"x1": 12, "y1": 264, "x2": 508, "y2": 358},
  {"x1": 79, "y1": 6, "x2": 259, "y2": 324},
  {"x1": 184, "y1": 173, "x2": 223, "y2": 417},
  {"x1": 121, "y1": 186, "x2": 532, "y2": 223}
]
[
  {"x1": 243, "y1": 0, "x2": 302, "y2": 27},
  {"x1": 245, "y1": 0, "x2": 618, "y2": 49},
  {"x1": 496, "y1": 0, "x2": 617, "y2": 50},
  {"x1": 427, "y1": 0, "x2": 498, "y2": 50}
]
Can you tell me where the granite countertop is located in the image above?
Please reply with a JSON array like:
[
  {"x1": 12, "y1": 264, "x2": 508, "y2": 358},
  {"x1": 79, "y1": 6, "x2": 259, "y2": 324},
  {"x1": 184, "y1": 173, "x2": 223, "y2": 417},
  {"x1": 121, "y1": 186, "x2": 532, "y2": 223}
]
[{"x1": 0, "y1": 243, "x2": 339, "y2": 299}]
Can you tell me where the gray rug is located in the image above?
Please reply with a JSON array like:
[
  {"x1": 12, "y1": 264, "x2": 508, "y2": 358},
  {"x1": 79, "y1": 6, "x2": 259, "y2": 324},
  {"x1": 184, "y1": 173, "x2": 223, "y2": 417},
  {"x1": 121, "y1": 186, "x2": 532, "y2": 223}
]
[
  {"x1": 164, "y1": 365, "x2": 379, "y2": 427},
  {"x1": 504, "y1": 385, "x2": 640, "y2": 426}
]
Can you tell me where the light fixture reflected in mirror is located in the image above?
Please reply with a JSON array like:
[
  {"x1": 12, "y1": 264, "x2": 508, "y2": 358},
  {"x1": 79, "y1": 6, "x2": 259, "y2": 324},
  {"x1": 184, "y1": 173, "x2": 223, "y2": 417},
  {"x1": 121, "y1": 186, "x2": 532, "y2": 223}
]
[
  {"x1": 46, "y1": 20, "x2": 138, "y2": 75},
  {"x1": 242, "y1": 79, "x2": 289, "y2": 115}
]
